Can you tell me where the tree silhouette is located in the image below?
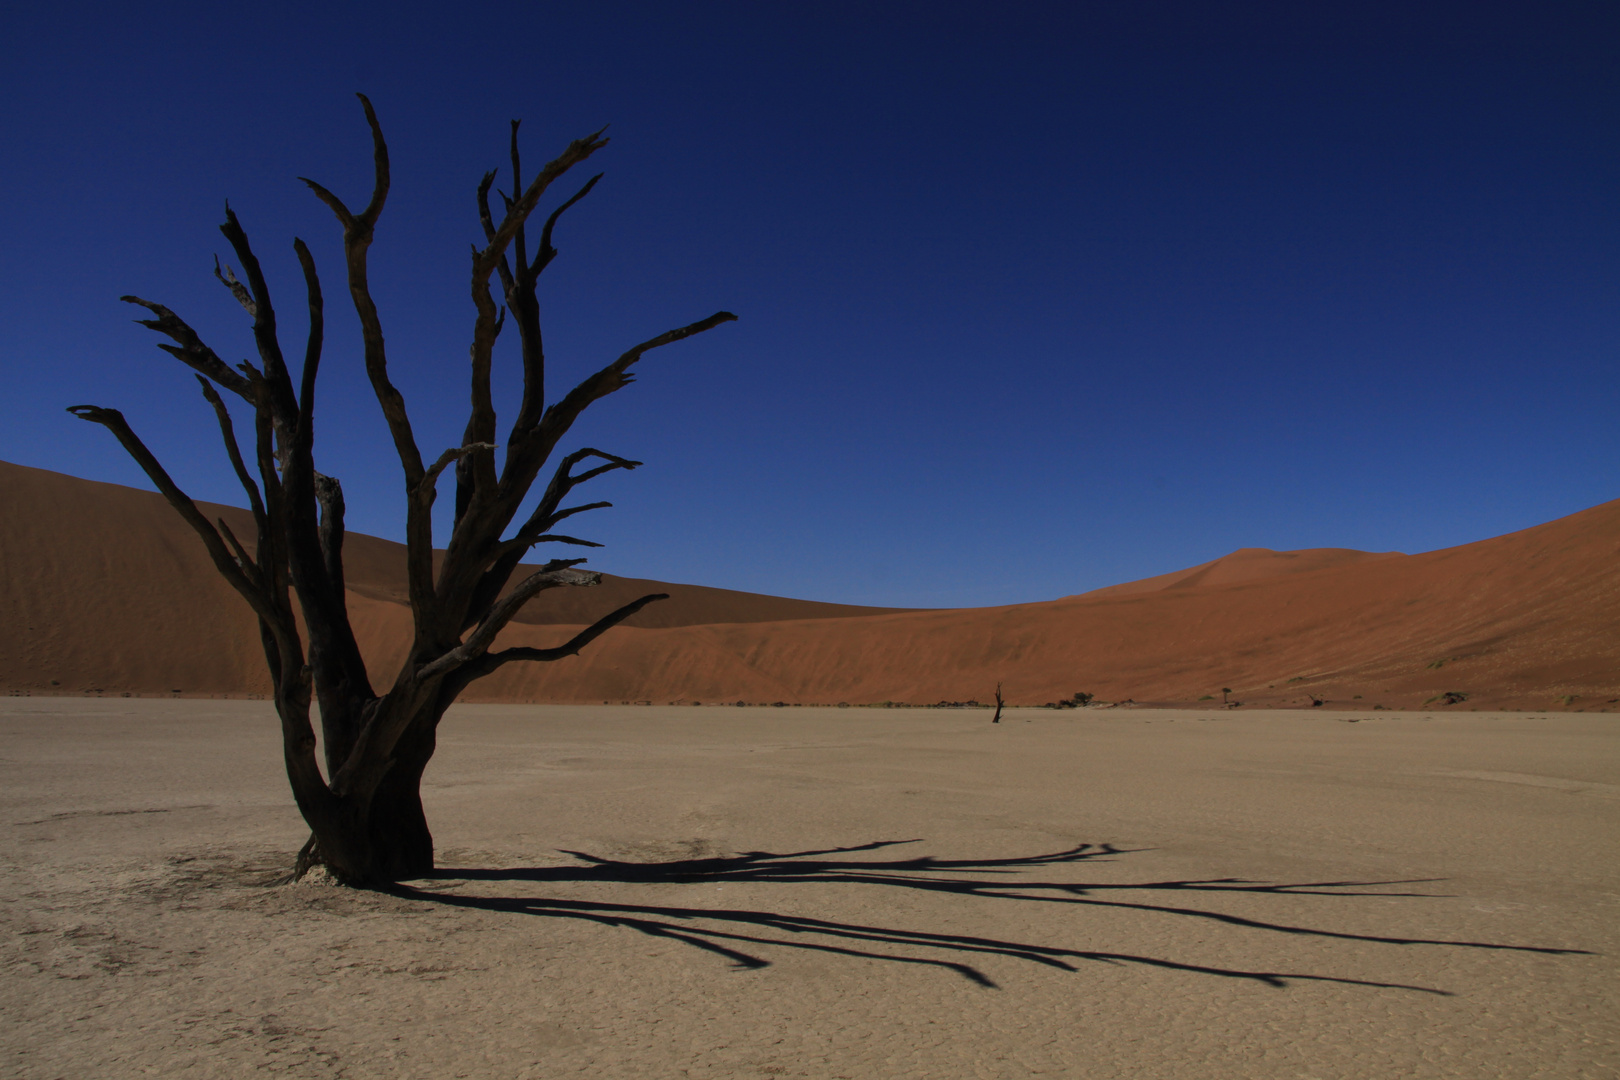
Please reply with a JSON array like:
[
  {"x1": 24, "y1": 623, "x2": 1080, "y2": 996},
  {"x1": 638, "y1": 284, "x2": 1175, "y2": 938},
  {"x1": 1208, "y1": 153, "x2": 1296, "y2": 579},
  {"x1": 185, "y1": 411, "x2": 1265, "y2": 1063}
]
[{"x1": 70, "y1": 96, "x2": 735, "y2": 886}]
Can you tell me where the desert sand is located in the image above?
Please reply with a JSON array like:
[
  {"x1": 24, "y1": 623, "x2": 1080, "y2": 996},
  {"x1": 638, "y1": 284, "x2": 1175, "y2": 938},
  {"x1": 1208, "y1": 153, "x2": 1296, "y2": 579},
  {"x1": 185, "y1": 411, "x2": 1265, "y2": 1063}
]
[
  {"x1": 2, "y1": 460, "x2": 1618, "y2": 710},
  {"x1": 2, "y1": 697, "x2": 1615, "y2": 1078}
]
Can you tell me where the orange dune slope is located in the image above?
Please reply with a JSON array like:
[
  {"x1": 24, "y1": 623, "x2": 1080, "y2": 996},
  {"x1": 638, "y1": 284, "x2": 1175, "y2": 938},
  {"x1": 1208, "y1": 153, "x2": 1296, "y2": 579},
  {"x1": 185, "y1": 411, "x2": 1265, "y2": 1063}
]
[
  {"x1": 0, "y1": 462, "x2": 908, "y2": 697},
  {"x1": 2, "y1": 460, "x2": 1615, "y2": 709},
  {"x1": 1076, "y1": 545, "x2": 1402, "y2": 597}
]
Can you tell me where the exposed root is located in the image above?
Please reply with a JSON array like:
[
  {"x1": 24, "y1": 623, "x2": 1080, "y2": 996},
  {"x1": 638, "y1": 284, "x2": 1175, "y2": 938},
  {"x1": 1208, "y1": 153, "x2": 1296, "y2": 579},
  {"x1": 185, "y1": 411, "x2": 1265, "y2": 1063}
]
[{"x1": 276, "y1": 832, "x2": 331, "y2": 886}]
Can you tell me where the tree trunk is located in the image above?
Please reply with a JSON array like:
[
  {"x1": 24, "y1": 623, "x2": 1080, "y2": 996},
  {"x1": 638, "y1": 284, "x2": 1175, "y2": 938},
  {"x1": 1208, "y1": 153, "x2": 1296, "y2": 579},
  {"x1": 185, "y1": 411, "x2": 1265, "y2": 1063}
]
[
  {"x1": 296, "y1": 698, "x2": 443, "y2": 886},
  {"x1": 364, "y1": 714, "x2": 438, "y2": 881}
]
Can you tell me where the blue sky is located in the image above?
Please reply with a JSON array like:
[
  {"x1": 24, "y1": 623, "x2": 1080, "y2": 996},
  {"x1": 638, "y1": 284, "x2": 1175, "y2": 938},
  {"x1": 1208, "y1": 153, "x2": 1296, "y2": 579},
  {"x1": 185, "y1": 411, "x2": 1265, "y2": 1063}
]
[{"x1": 3, "y1": 1, "x2": 1616, "y2": 607}]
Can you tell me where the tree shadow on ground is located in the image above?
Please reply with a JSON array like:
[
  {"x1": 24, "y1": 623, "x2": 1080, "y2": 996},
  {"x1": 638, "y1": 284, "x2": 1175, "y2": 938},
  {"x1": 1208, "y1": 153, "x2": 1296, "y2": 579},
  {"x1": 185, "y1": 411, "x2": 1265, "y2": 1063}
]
[{"x1": 403, "y1": 839, "x2": 1588, "y2": 990}]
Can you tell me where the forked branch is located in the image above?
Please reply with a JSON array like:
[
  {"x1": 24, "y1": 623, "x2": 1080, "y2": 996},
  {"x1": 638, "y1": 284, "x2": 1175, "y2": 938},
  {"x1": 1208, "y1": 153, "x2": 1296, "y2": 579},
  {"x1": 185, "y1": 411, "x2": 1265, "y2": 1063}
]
[
  {"x1": 415, "y1": 564, "x2": 601, "y2": 681},
  {"x1": 474, "y1": 127, "x2": 609, "y2": 283},
  {"x1": 496, "y1": 447, "x2": 642, "y2": 560},
  {"x1": 66, "y1": 406, "x2": 266, "y2": 619},
  {"x1": 491, "y1": 310, "x2": 737, "y2": 516},
  {"x1": 445, "y1": 591, "x2": 671, "y2": 696},
  {"x1": 218, "y1": 205, "x2": 299, "y2": 441},
  {"x1": 300, "y1": 94, "x2": 422, "y2": 490},
  {"x1": 534, "y1": 173, "x2": 601, "y2": 277},
  {"x1": 120, "y1": 296, "x2": 255, "y2": 400},
  {"x1": 538, "y1": 312, "x2": 738, "y2": 438}
]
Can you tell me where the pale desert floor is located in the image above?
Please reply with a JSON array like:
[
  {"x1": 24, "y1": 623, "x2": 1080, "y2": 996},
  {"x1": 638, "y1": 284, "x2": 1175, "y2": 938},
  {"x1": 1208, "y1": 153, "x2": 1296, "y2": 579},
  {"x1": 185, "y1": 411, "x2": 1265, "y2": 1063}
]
[{"x1": 2, "y1": 699, "x2": 1616, "y2": 1079}]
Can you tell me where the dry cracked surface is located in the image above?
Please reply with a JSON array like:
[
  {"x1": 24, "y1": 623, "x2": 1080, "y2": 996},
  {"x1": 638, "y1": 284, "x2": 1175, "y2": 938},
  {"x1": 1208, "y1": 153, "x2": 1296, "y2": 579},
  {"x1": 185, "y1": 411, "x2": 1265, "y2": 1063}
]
[{"x1": 1, "y1": 699, "x2": 1616, "y2": 1078}]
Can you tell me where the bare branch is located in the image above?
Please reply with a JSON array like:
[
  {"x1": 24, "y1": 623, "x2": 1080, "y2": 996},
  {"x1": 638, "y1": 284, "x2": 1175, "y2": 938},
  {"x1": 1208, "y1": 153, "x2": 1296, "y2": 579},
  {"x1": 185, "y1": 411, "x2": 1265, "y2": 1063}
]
[
  {"x1": 68, "y1": 402, "x2": 331, "y2": 831},
  {"x1": 218, "y1": 205, "x2": 299, "y2": 441},
  {"x1": 500, "y1": 143, "x2": 607, "y2": 442},
  {"x1": 476, "y1": 171, "x2": 517, "y2": 297},
  {"x1": 569, "y1": 458, "x2": 641, "y2": 488},
  {"x1": 216, "y1": 516, "x2": 261, "y2": 587},
  {"x1": 299, "y1": 176, "x2": 355, "y2": 228},
  {"x1": 66, "y1": 405, "x2": 267, "y2": 614},
  {"x1": 491, "y1": 529, "x2": 604, "y2": 562},
  {"x1": 415, "y1": 565, "x2": 601, "y2": 682},
  {"x1": 475, "y1": 127, "x2": 608, "y2": 282},
  {"x1": 353, "y1": 93, "x2": 390, "y2": 230},
  {"x1": 548, "y1": 446, "x2": 642, "y2": 492},
  {"x1": 525, "y1": 534, "x2": 602, "y2": 548},
  {"x1": 509, "y1": 119, "x2": 527, "y2": 272},
  {"x1": 424, "y1": 442, "x2": 496, "y2": 496},
  {"x1": 447, "y1": 592, "x2": 670, "y2": 694},
  {"x1": 292, "y1": 237, "x2": 324, "y2": 441},
  {"x1": 195, "y1": 376, "x2": 266, "y2": 531},
  {"x1": 533, "y1": 172, "x2": 602, "y2": 276},
  {"x1": 459, "y1": 119, "x2": 604, "y2": 526},
  {"x1": 460, "y1": 283, "x2": 501, "y2": 513},
  {"x1": 549, "y1": 500, "x2": 613, "y2": 525},
  {"x1": 476, "y1": 171, "x2": 500, "y2": 243},
  {"x1": 454, "y1": 446, "x2": 638, "y2": 633},
  {"x1": 300, "y1": 96, "x2": 433, "y2": 632},
  {"x1": 595, "y1": 311, "x2": 739, "y2": 383},
  {"x1": 121, "y1": 296, "x2": 255, "y2": 400},
  {"x1": 488, "y1": 449, "x2": 638, "y2": 565},
  {"x1": 301, "y1": 95, "x2": 421, "y2": 487},
  {"x1": 505, "y1": 312, "x2": 737, "y2": 498},
  {"x1": 313, "y1": 473, "x2": 347, "y2": 598},
  {"x1": 212, "y1": 256, "x2": 257, "y2": 316}
]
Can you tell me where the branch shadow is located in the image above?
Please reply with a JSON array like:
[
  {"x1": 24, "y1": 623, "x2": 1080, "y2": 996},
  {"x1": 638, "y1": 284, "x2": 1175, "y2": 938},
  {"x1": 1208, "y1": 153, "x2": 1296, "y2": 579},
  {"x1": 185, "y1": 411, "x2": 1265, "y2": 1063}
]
[{"x1": 400, "y1": 839, "x2": 1590, "y2": 991}]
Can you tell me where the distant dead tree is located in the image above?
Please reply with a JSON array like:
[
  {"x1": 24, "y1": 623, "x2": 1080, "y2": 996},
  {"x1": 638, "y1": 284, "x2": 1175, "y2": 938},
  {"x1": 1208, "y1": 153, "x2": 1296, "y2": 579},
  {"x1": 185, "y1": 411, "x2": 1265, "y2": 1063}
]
[
  {"x1": 993, "y1": 682, "x2": 1005, "y2": 723},
  {"x1": 70, "y1": 96, "x2": 735, "y2": 887}
]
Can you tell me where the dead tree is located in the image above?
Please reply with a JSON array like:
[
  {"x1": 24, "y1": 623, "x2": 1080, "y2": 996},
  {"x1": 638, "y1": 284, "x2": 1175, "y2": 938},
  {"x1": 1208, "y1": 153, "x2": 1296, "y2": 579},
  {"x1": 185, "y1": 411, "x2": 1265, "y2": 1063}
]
[
  {"x1": 69, "y1": 96, "x2": 735, "y2": 887},
  {"x1": 992, "y1": 682, "x2": 1005, "y2": 724}
]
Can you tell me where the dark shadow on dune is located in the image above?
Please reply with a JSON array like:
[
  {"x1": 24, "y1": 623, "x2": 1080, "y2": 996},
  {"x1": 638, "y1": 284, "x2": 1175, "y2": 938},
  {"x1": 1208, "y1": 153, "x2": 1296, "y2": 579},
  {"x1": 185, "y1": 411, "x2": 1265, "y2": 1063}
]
[{"x1": 402, "y1": 840, "x2": 1589, "y2": 990}]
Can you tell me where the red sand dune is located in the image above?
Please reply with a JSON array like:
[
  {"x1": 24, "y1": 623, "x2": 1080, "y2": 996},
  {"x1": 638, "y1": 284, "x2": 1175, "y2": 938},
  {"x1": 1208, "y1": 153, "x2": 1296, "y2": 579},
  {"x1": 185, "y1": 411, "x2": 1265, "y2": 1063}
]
[
  {"x1": 1075, "y1": 545, "x2": 1403, "y2": 597},
  {"x1": 2, "y1": 460, "x2": 1616, "y2": 710}
]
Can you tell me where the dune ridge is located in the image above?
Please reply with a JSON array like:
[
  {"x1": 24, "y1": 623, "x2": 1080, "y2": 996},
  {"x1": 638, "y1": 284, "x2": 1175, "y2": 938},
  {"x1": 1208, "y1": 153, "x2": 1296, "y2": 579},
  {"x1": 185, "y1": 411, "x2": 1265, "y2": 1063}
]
[{"x1": 2, "y1": 460, "x2": 1615, "y2": 709}]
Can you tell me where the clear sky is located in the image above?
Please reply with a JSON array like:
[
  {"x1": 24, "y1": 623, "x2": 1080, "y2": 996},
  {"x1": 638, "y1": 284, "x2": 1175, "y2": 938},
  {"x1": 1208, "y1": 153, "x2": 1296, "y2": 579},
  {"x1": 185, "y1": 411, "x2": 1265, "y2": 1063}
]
[{"x1": 3, "y1": 1, "x2": 1616, "y2": 607}]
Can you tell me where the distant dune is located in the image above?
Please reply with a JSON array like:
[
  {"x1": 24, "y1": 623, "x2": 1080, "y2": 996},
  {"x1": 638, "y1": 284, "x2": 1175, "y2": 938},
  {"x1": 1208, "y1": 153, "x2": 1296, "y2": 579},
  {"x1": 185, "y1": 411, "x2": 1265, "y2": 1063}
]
[
  {"x1": 2, "y1": 460, "x2": 1615, "y2": 709},
  {"x1": 1074, "y1": 545, "x2": 1404, "y2": 597}
]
